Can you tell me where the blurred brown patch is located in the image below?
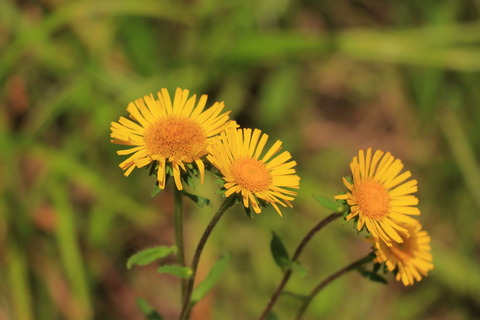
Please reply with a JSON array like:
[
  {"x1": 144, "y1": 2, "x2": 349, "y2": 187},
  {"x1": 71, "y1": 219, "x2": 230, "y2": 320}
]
[
  {"x1": 6, "y1": 75, "x2": 29, "y2": 130},
  {"x1": 33, "y1": 204, "x2": 57, "y2": 232}
]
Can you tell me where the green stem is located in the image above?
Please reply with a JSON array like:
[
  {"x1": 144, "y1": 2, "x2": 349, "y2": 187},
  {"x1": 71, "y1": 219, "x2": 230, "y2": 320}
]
[
  {"x1": 178, "y1": 197, "x2": 234, "y2": 320},
  {"x1": 174, "y1": 188, "x2": 186, "y2": 299},
  {"x1": 258, "y1": 212, "x2": 343, "y2": 320},
  {"x1": 294, "y1": 253, "x2": 374, "y2": 320}
]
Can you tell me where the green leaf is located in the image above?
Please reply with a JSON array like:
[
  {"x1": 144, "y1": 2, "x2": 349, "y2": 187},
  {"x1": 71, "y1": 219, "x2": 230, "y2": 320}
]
[
  {"x1": 282, "y1": 291, "x2": 309, "y2": 301},
  {"x1": 157, "y1": 265, "x2": 193, "y2": 279},
  {"x1": 265, "y1": 311, "x2": 280, "y2": 320},
  {"x1": 270, "y1": 231, "x2": 290, "y2": 272},
  {"x1": 136, "y1": 298, "x2": 164, "y2": 320},
  {"x1": 182, "y1": 191, "x2": 211, "y2": 208},
  {"x1": 312, "y1": 194, "x2": 342, "y2": 212},
  {"x1": 127, "y1": 246, "x2": 176, "y2": 269},
  {"x1": 290, "y1": 261, "x2": 307, "y2": 278},
  {"x1": 191, "y1": 253, "x2": 231, "y2": 305}
]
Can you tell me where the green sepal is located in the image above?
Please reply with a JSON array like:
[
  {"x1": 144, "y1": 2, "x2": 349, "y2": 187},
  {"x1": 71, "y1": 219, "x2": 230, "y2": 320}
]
[
  {"x1": 182, "y1": 191, "x2": 211, "y2": 208},
  {"x1": 357, "y1": 267, "x2": 388, "y2": 284},
  {"x1": 345, "y1": 175, "x2": 353, "y2": 184},
  {"x1": 127, "y1": 246, "x2": 176, "y2": 269},
  {"x1": 157, "y1": 265, "x2": 193, "y2": 279},
  {"x1": 312, "y1": 194, "x2": 345, "y2": 212},
  {"x1": 270, "y1": 231, "x2": 290, "y2": 272},
  {"x1": 147, "y1": 161, "x2": 158, "y2": 177},
  {"x1": 191, "y1": 253, "x2": 231, "y2": 305},
  {"x1": 356, "y1": 253, "x2": 387, "y2": 284},
  {"x1": 182, "y1": 163, "x2": 200, "y2": 189},
  {"x1": 243, "y1": 204, "x2": 252, "y2": 218},
  {"x1": 136, "y1": 298, "x2": 164, "y2": 320},
  {"x1": 183, "y1": 173, "x2": 197, "y2": 189},
  {"x1": 215, "y1": 188, "x2": 226, "y2": 195},
  {"x1": 151, "y1": 183, "x2": 162, "y2": 198}
]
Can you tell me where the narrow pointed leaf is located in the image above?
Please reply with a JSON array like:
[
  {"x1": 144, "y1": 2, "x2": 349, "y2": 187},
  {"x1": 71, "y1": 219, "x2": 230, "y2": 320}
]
[
  {"x1": 281, "y1": 291, "x2": 309, "y2": 301},
  {"x1": 270, "y1": 231, "x2": 290, "y2": 272},
  {"x1": 136, "y1": 298, "x2": 164, "y2": 320},
  {"x1": 127, "y1": 246, "x2": 176, "y2": 269},
  {"x1": 157, "y1": 265, "x2": 193, "y2": 278},
  {"x1": 191, "y1": 253, "x2": 231, "y2": 305},
  {"x1": 313, "y1": 194, "x2": 342, "y2": 212},
  {"x1": 290, "y1": 261, "x2": 307, "y2": 278},
  {"x1": 182, "y1": 191, "x2": 211, "y2": 208}
]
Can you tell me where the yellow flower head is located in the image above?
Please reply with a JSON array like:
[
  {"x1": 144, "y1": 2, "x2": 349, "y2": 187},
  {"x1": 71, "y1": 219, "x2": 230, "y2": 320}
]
[
  {"x1": 371, "y1": 222, "x2": 433, "y2": 286},
  {"x1": 335, "y1": 148, "x2": 420, "y2": 245},
  {"x1": 207, "y1": 128, "x2": 300, "y2": 216},
  {"x1": 110, "y1": 88, "x2": 235, "y2": 190}
]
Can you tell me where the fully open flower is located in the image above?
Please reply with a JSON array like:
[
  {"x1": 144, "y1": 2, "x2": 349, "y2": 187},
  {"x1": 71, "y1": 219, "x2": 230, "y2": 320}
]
[
  {"x1": 207, "y1": 128, "x2": 300, "y2": 216},
  {"x1": 371, "y1": 222, "x2": 433, "y2": 286},
  {"x1": 335, "y1": 148, "x2": 420, "y2": 245},
  {"x1": 111, "y1": 88, "x2": 235, "y2": 190}
]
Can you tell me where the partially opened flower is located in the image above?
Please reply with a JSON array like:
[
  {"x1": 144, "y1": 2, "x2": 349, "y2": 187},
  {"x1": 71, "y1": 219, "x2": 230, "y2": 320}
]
[
  {"x1": 335, "y1": 148, "x2": 420, "y2": 245},
  {"x1": 111, "y1": 88, "x2": 235, "y2": 190},
  {"x1": 207, "y1": 128, "x2": 300, "y2": 216},
  {"x1": 371, "y1": 222, "x2": 433, "y2": 286}
]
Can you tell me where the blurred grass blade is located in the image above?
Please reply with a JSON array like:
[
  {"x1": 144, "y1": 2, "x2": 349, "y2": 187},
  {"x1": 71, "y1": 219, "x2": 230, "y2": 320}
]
[
  {"x1": 50, "y1": 181, "x2": 92, "y2": 319},
  {"x1": 8, "y1": 246, "x2": 34, "y2": 320},
  {"x1": 127, "y1": 246, "x2": 176, "y2": 269},
  {"x1": 226, "y1": 32, "x2": 329, "y2": 63},
  {"x1": 338, "y1": 24, "x2": 480, "y2": 71},
  {"x1": 439, "y1": 109, "x2": 480, "y2": 211}
]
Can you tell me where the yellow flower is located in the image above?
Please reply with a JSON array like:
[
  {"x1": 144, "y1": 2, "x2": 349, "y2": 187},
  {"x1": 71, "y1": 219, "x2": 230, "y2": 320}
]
[
  {"x1": 111, "y1": 88, "x2": 235, "y2": 190},
  {"x1": 371, "y1": 222, "x2": 433, "y2": 286},
  {"x1": 207, "y1": 128, "x2": 300, "y2": 216},
  {"x1": 335, "y1": 148, "x2": 420, "y2": 245}
]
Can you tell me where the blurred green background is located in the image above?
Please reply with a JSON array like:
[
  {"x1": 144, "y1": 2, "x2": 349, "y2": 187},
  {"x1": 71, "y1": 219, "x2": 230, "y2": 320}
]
[{"x1": 1, "y1": 0, "x2": 480, "y2": 319}]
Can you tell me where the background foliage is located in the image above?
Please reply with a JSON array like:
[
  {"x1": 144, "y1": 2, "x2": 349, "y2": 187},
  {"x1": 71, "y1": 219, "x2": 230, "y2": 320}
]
[{"x1": 1, "y1": 0, "x2": 480, "y2": 319}]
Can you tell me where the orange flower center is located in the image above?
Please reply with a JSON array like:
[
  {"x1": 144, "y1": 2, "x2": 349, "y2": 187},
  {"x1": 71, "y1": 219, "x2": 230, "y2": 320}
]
[
  {"x1": 355, "y1": 179, "x2": 390, "y2": 220},
  {"x1": 231, "y1": 158, "x2": 272, "y2": 192},
  {"x1": 144, "y1": 116, "x2": 206, "y2": 159}
]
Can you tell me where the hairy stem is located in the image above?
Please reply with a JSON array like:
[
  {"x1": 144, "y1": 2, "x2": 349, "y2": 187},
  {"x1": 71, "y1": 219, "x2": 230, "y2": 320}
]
[
  {"x1": 179, "y1": 197, "x2": 234, "y2": 320},
  {"x1": 174, "y1": 188, "x2": 186, "y2": 299},
  {"x1": 294, "y1": 253, "x2": 374, "y2": 320},
  {"x1": 258, "y1": 212, "x2": 343, "y2": 320}
]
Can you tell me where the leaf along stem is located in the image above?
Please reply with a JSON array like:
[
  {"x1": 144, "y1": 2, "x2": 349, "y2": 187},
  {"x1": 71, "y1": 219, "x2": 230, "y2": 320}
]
[
  {"x1": 294, "y1": 253, "x2": 374, "y2": 320},
  {"x1": 258, "y1": 211, "x2": 343, "y2": 320},
  {"x1": 178, "y1": 197, "x2": 235, "y2": 320}
]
